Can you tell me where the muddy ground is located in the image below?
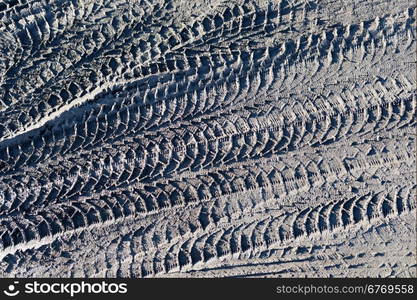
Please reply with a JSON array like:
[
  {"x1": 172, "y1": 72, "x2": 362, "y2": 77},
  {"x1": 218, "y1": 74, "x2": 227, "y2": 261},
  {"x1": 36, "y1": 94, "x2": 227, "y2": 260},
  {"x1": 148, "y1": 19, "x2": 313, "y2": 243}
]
[{"x1": 0, "y1": 0, "x2": 415, "y2": 277}]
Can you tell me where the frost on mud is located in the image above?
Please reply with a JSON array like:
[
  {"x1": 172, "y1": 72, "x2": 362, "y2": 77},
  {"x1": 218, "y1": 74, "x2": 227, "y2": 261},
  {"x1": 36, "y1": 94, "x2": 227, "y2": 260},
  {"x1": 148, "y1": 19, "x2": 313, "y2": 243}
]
[{"x1": 0, "y1": 0, "x2": 415, "y2": 277}]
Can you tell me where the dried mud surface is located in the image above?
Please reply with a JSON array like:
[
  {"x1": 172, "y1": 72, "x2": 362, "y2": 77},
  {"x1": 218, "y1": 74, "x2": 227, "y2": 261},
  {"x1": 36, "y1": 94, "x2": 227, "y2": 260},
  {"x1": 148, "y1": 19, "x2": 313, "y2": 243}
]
[{"x1": 0, "y1": 0, "x2": 415, "y2": 277}]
